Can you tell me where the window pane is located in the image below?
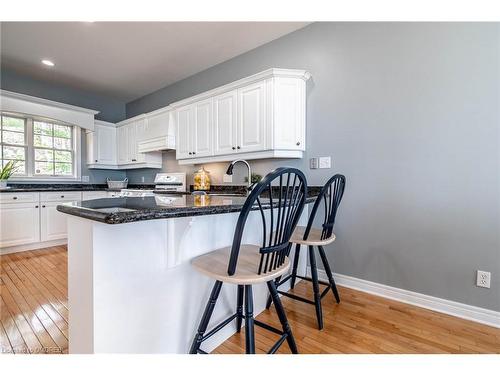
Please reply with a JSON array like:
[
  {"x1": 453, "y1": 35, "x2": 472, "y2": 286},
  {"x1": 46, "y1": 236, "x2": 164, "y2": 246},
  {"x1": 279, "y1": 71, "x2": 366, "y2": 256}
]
[
  {"x1": 55, "y1": 150, "x2": 72, "y2": 163},
  {"x1": 54, "y1": 137, "x2": 72, "y2": 150},
  {"x1": 2, "y1": 160, "x2": 26, "y2": 175},
  {"x1": 35, "y1": 148, "x2": 54, "y2": 162},
  {"x1": 35, "y1": 162, "x2": 54, "y2": 175},
  {"x1": 34, "y1": 134, "x2": 53, "y2": 148},
  {"x1": 2, "y1": 131, "x2": 25, "y2": 145},
  {"x1": 53, "y1": 125, "x2": 71, "y2": 139},
  {"x1": 2, "y1": 116, "x2": 25, "y2": 132},
  {"x1": 55, "y1": 163, "x2": 72, "y2": 175},
  {"x1": 2, "y1": 145, "x2": 25, "y2": 160},
  {"x1": 34, "y1": 121, "x2": 53, "y2": 136}
]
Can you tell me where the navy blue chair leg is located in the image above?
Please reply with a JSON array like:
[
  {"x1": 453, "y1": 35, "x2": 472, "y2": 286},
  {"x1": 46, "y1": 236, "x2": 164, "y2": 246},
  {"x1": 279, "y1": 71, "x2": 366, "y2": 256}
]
[
  {"x1": 290, "y1": 243, "x2": 301, "y2": 289},
  {"x1": 244, "y1": 285, "x2": 255, "y2": 354},
  {"x1": 267, "y1": 280, "x2": 299, "y2": 353},
  {"x1": 318, "y1": 245, "x2": 340, "y2": 303},
  {"x1": 236, "y1": 285, "x2": 244, "y2": 332},
  {"x1": 309, "y1": 245, "x2": 323, "y2": 330},
  {"x1": 189, "y1": 281, "x2": 223, "y2": 354}
]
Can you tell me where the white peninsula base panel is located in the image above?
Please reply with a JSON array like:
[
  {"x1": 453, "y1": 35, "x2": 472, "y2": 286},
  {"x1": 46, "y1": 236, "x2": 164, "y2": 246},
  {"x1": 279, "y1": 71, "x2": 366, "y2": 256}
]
[{"x1": 67, "y1": 208, "x2": 308, "y2": 354}]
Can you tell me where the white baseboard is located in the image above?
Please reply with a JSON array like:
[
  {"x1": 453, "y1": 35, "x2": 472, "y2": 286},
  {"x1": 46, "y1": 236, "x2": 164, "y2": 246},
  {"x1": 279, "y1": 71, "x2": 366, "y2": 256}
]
[
  {"x1": 306, "y1": 266, "x2": 500, "y2": 329},
  {"x1": 1, "y1": 239, "x2": 67, "y2": 255}
]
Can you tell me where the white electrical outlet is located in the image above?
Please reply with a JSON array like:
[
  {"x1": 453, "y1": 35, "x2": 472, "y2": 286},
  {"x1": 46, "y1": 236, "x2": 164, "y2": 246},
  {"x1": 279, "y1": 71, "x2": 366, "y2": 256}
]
[
  {"x1": 310, "y1": 158, "x2": 319, "y2": 169},
  {"x1": 141, "y1": 176, "x2": 145, "y2": 183},
  {"x1": 319, "y1": 156, "x2": 332, "y2": 169},
  {"x1": 82, "y1": 175, "x2": 90, "y2": 182},
  {"x1": 476, "y1": 270, "x2": 491, "y2": 288},
  {"x1": 223, "y1": 174, "x2": 233, "y2": 183}
]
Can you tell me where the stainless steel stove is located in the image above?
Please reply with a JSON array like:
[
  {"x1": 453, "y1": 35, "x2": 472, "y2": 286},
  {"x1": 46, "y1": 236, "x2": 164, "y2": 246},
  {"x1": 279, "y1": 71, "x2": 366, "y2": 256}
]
[{"x1": 118, "y1": 173, "x2": 186, "y2": 197}]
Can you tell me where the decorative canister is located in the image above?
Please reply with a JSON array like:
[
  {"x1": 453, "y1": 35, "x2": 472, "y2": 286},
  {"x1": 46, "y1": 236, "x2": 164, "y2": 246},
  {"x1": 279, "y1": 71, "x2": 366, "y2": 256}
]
[{"x1": 193, "y1": 167, "x2": 211, "y2": 191}]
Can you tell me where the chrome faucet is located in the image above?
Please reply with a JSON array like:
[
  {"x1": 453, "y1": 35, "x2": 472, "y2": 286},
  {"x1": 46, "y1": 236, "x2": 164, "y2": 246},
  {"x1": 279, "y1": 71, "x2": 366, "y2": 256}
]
[{"x1": 226, "y1": 159, "x2": 253, "y2": 193}]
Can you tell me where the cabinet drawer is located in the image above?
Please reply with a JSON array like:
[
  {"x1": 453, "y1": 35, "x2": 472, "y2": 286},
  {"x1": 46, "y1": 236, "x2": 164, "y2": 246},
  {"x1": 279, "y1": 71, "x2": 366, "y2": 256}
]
[
  {"x1": 40, "y1": 191, "x2": 82, "y2": 202},
  {"x1": 0, "y1": 192, "x2": 39, "y2": 204}
]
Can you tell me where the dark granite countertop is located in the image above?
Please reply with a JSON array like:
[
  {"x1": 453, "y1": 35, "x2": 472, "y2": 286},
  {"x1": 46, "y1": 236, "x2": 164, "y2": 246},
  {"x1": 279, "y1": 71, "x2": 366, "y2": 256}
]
[
  {"x1": 57, "y1": 190, "x2": 320, "y2": 225},
  {"x1": 0, "y1": 183, "x2": 155, "y2": 193}
]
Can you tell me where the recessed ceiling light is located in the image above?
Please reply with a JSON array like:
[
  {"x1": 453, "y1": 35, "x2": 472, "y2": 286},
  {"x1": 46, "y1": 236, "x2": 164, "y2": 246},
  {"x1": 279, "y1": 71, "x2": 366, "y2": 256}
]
[{"x1": 41, "y1": 59, "x2": 55, "y2": 67}]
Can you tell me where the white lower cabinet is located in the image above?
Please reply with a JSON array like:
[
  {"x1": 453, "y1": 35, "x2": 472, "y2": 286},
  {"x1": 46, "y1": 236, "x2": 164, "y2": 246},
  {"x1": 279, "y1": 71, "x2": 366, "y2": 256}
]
[
  {"x1": 0, "y1": 202, "x2": 40, "y2": 248},
  {"x1": 0, "y1": 190, "x2": 115, "y2": 252},
  {"x1": 40, "y1": 201, "x2": 69, "y2": 242}
]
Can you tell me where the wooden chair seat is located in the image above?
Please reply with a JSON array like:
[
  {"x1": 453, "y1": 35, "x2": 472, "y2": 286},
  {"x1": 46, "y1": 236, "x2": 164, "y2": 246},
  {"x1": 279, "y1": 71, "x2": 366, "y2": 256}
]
[
  {"x1": 290, "y1": 226, "x2": 336, "y2": 246},
  {"x1": 191, "y1": 245, "x2": 290, "y2": 285}
]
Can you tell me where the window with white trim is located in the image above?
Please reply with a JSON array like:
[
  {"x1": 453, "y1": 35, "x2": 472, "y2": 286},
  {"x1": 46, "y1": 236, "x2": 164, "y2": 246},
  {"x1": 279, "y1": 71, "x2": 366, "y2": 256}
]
[{"x1": 1, "y1": 112, "x2": 80, "y2": 180}]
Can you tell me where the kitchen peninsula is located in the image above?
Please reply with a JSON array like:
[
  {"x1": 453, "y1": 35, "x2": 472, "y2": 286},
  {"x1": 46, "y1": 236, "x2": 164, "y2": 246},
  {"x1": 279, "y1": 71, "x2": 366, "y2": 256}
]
[{"x1": 57, "y1": 192, "x2": 317, "y2": 353}]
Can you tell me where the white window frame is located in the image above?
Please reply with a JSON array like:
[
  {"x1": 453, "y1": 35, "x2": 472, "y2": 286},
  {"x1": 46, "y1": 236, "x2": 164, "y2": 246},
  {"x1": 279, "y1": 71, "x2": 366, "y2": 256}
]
[{"x1": 1, "y1": 112, "x2": 81, "y2": 182}]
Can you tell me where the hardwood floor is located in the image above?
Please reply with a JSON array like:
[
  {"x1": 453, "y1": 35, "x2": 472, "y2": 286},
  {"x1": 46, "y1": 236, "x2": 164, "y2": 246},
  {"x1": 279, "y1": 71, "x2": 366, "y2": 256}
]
[
  {"x1": 1, "y1": 246, "x2": 499, "y2": 354},
  {"x1": 1, "y1": 246, "x2": 68, "y2": 354}
]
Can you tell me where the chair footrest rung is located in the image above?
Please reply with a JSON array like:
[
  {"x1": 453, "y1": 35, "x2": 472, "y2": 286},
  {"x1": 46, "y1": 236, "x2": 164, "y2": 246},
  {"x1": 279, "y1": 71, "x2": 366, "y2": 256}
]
[
  {"x1": 254, "y1": 319, "x2": 284, "y2": 335},
  {"x1": 201, "y1": 313, "x2": 238, "y2": 343},
  {"x1": 296, "y1": 275, "x2": 330, "y2": 286},
  {"x1": 275, "y1": 274, "x2": 292, "y2": 287},
  {"x1": 320, "y1": 286, "x2": 331, "y2": 299},
  {"x1": 267, "y1": 334, "x2": 288, "y2": 354},
  {"x1": 276, "y1": 290, "x2": 315, "y2": 305}
]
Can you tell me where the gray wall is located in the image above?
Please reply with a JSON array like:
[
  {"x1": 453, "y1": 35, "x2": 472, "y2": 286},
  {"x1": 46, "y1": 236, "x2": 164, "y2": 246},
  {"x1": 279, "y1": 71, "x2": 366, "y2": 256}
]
[
  {"x1": 126, "y1": 22, "x2": 500, "y2": 311},
  {"x1": 1, "y1": 68, "x2": 127, "y2": 183}
]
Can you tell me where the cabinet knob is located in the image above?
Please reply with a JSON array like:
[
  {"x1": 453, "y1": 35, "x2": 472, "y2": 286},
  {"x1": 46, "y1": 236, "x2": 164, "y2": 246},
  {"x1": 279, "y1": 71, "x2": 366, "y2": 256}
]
[
  {"x1": 296, "y1": 141, "x2": 300, "y2": 146},
  {"x1": 193, "y1": 152, "x2": 196, "y2": 155},
  {"x1": 188, "y1": 152, "x2": 192, "y2": 155},
  {"x1": 35, "y1": 205, "x2": 39, "y2": 208},
  {"x1": 42, "y1": 205, "x2": 46, "y2": 208},
  {"x1": 131, "y1": 159, "x2": 137, "y2": 162},
  {"x1": 61, "y1": 195, "x2": 65, "y2": 198},
  {"x1": 237, "y1": 146, "x2": 241, "y2": 150},
  {"x1": 12, "y1": 196, "x2": 17, "y2": 200},
  {"x1": 232, "y1": 147, "x2": 236, "y2": 150},
  {"x1": 95, "y1": 159, "x2": 98, "y2": 162}
]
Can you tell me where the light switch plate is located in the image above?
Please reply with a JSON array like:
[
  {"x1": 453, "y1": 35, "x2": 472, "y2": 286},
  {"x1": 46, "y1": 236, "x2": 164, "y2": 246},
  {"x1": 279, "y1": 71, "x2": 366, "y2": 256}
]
[
  {"x1": 319, "y1": 156, "x2": 331, "y2": 169},
  {"x1": 310, "y1": 158, "x2": 319, "y2": 169},
  {"x1": 82, "y1": 175, "x2": 90, "y2": 182},
  {"x1": 223, "y1": 174, "x2": 233, "y2": 183}
]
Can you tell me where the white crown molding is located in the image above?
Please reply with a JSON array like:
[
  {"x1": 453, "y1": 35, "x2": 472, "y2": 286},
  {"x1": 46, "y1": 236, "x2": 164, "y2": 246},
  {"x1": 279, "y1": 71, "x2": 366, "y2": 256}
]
[
  {"x1": 168, "y1": 68, "x2": 311, "y2": 109},
  {"x1": 0, "y1": 90, "x2": 99, "y2": 115},
  {"x1": 307, "y1": 267, "x2": 500, "y2": 329}
]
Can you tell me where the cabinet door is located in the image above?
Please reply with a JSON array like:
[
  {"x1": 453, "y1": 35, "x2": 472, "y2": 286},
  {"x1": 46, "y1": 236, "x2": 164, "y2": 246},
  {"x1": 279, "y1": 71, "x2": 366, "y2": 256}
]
[
  {"x1": 273, "y1": 77, "x2": 305, "y2": 150},
  {"x1": 193, "y1": 99, "x2": 213, "y2": 157},
  {"x1": 96, "y1": 125, "x2": 117, "y2": 164},
  {"x1": 127, "y1": 124, "x2": 138, "y2": 163},
  {"x1": 213, "y1": 90, "x2": 237, "y2": 156},
  {"x1": 117, "y1": 126, "x2": 129, "y2": 164},
  {"x1": 86, "y1": 131, "x2": 97, "y2": 164},
  {"x1": 237, "y1": 81, "x2": 267, "y2": 153},
  {"x1": 176, "y1": 105, "x2": 193, "y2": 159},
  {"x1": 0, "y1": 203, "x2": 40, "y2": 247},
  {"x1": 40, "y1": 201, "x2": 69, "y2": 242}
]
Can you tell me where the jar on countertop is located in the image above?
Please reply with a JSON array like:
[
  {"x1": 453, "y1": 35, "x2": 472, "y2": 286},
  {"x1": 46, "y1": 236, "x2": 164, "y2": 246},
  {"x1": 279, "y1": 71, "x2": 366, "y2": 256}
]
[{"x1": 193, "y1": 167, "x2": 211, "y2": 191}]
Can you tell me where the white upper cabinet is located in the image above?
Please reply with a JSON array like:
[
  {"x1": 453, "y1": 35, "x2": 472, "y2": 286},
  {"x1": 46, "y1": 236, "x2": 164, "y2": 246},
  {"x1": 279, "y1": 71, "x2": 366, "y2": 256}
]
[
  {"x1": 272, "y1": 77, "x2": 306, "y2": 151},
  {"x1": 175, "y1": 99, "x2": 214, "y2": 159},
  {"x1": 193, "y1": 99, "x2": 213, "y2": 157},
  {"x1": 86, "y1": 120, "x2": 117, "y2": 168},
  {"x1": 171, "y1": 68, "x2": 310, "y2": 165},
  {"x1": 175, "y1": 105, "x2": 193, "y2": 160},
  {"x1": 237, "y1": 81, "x2": 267, "y2": 153},
  {"x1": 213, "y1": 90, "x2": 237, "y2": 156},
  {"x1": 116, "y1": 115, "x2": 162, "y2": 169}
]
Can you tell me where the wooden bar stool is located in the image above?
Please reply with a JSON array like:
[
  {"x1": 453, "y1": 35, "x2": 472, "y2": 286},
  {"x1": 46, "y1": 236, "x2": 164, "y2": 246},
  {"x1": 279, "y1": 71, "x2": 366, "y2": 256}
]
[
  {"x1": 266, "y1": 174, "x2": 346, "y2": 330},
  {"x1": 189, "y1": 167, "x2": 308, "y2": 354}
]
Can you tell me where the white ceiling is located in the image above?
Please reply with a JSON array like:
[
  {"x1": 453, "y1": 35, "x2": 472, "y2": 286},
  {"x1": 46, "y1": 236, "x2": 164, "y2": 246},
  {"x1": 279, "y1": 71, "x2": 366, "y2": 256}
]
[{"x1": 0, "y1": 22, "x2": 309, "y2": 102}]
